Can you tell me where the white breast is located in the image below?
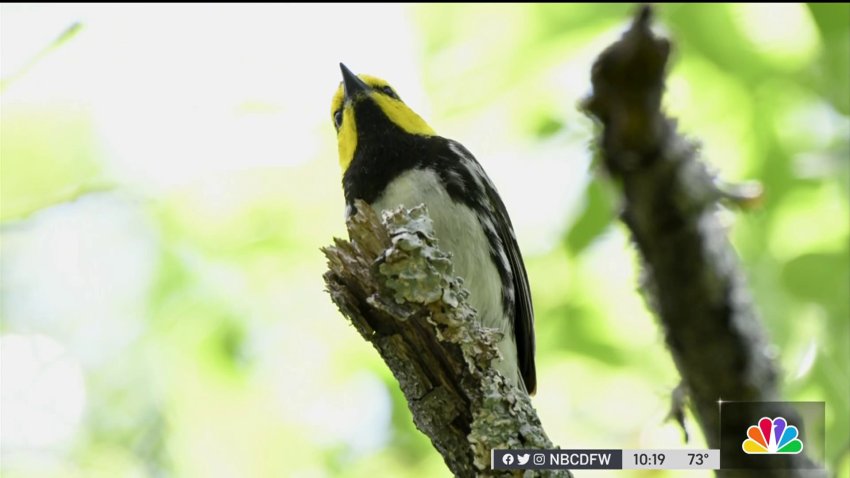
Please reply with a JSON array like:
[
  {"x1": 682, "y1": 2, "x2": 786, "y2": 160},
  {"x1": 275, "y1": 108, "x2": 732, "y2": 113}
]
[{"x1": 371, "y1": 168, "x2": 519, "y2": 385}]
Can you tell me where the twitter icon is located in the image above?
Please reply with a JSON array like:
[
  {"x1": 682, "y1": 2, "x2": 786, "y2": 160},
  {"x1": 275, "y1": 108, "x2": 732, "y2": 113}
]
[{"x1": 517, "y1": 453, "x2": 530, "y2": 465}]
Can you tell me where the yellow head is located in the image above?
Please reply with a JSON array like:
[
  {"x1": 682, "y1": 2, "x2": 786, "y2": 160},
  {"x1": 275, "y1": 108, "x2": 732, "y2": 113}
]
[{"x1": 331, "y1": 64, "x2": 436, "y2": 172}]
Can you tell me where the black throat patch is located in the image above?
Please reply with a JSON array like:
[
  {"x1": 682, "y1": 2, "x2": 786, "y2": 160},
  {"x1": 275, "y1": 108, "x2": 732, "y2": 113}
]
[{"x1": 342, "y1": 99, "x2": 432, "y2": 206}]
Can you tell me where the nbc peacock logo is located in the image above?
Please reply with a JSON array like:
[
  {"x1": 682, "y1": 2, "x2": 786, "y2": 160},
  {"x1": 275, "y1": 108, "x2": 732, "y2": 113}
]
[{"x1": 742, "y1": 417, "x2": 804, "y2": 454}]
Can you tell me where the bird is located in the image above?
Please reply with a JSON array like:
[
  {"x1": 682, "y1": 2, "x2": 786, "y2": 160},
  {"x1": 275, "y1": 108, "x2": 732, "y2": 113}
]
[{"x1": 330, "y1": 63, "x2": 536, "y2": 394}]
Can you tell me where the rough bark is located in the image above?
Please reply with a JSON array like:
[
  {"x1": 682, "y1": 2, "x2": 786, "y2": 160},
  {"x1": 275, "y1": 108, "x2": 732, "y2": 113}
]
[
  {"x1": 322, "y1": 201, "x2": 569, "y2": 477},
  {"x1": 584, "y1": 6, "x2": 823, "y2": 477}
]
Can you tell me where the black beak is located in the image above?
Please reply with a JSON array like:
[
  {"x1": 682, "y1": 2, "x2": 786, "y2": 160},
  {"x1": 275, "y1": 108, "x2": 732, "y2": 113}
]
[{"x1": 340, "y1": 63, "x2": 370, "y2": 100}]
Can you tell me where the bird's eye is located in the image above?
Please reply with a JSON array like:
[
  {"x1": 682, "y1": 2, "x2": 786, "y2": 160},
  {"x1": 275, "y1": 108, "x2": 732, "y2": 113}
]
[
  {"x1": 380, "y1": 85, "x2": 399, "y2": 100},
  {"x1": 333, "y1": 109, "x2": 343, "y2": 129}
]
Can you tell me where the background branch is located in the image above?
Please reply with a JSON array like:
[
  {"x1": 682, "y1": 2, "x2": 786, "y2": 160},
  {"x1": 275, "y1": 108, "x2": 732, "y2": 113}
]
[
  {"x1": 584, "y1": 6, "x2": 822, "y2": 477},
  {"x1": 323, "y1": 201, "x2": 569, "y2": 477}
]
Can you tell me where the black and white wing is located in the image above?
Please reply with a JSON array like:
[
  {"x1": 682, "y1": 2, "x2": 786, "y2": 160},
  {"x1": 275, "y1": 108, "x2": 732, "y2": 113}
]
[{"x1": 443, "y1": 140, "x2": 537, "y2": 394}]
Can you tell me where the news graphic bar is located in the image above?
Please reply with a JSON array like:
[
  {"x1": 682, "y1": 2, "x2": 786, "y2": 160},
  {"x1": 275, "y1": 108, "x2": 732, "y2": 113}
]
[
  {"x1": 491, "y1": 449, "x2": 621, "y2": 470},
  {"x1": 622, "y1": 449, "x2": 719, "y2": 469},
  {"x1": 491, "y1": 449, "x2": 720, "y2": 471}
]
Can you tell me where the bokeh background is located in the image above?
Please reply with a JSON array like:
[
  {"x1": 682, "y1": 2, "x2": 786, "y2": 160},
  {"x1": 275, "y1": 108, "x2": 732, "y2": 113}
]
[{"x1": 1, "y1": 4, "x2": 848, "y2": 477}]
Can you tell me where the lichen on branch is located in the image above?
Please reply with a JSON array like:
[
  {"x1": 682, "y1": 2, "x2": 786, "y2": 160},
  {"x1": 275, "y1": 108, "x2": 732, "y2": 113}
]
[{"x1": 323, "y1": 200, "x2": 569, "y2": 477}]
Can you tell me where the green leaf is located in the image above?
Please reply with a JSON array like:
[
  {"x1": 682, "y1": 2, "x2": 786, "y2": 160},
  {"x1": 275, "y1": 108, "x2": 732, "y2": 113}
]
[
  {"x1": 565, "y1": 177, "x2": 615, "y2": 256},
  {"x1": 781, "y1": 252, "x2": 849, "y2": 305}
]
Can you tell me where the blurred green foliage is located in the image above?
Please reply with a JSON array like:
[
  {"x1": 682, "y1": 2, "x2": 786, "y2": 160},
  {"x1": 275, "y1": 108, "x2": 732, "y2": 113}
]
[{"x1": 1, "y1": 4, "x2": 847, "y2": 478}]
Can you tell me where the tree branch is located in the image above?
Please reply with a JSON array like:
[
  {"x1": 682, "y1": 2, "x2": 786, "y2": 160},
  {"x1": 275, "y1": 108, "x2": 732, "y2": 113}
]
[
  {"x1": 584, "y1": 6, "x2": 821, "y2": 477},
  {"x1": 323, "y1": 200, "x2": 569, "y2": 477}
]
